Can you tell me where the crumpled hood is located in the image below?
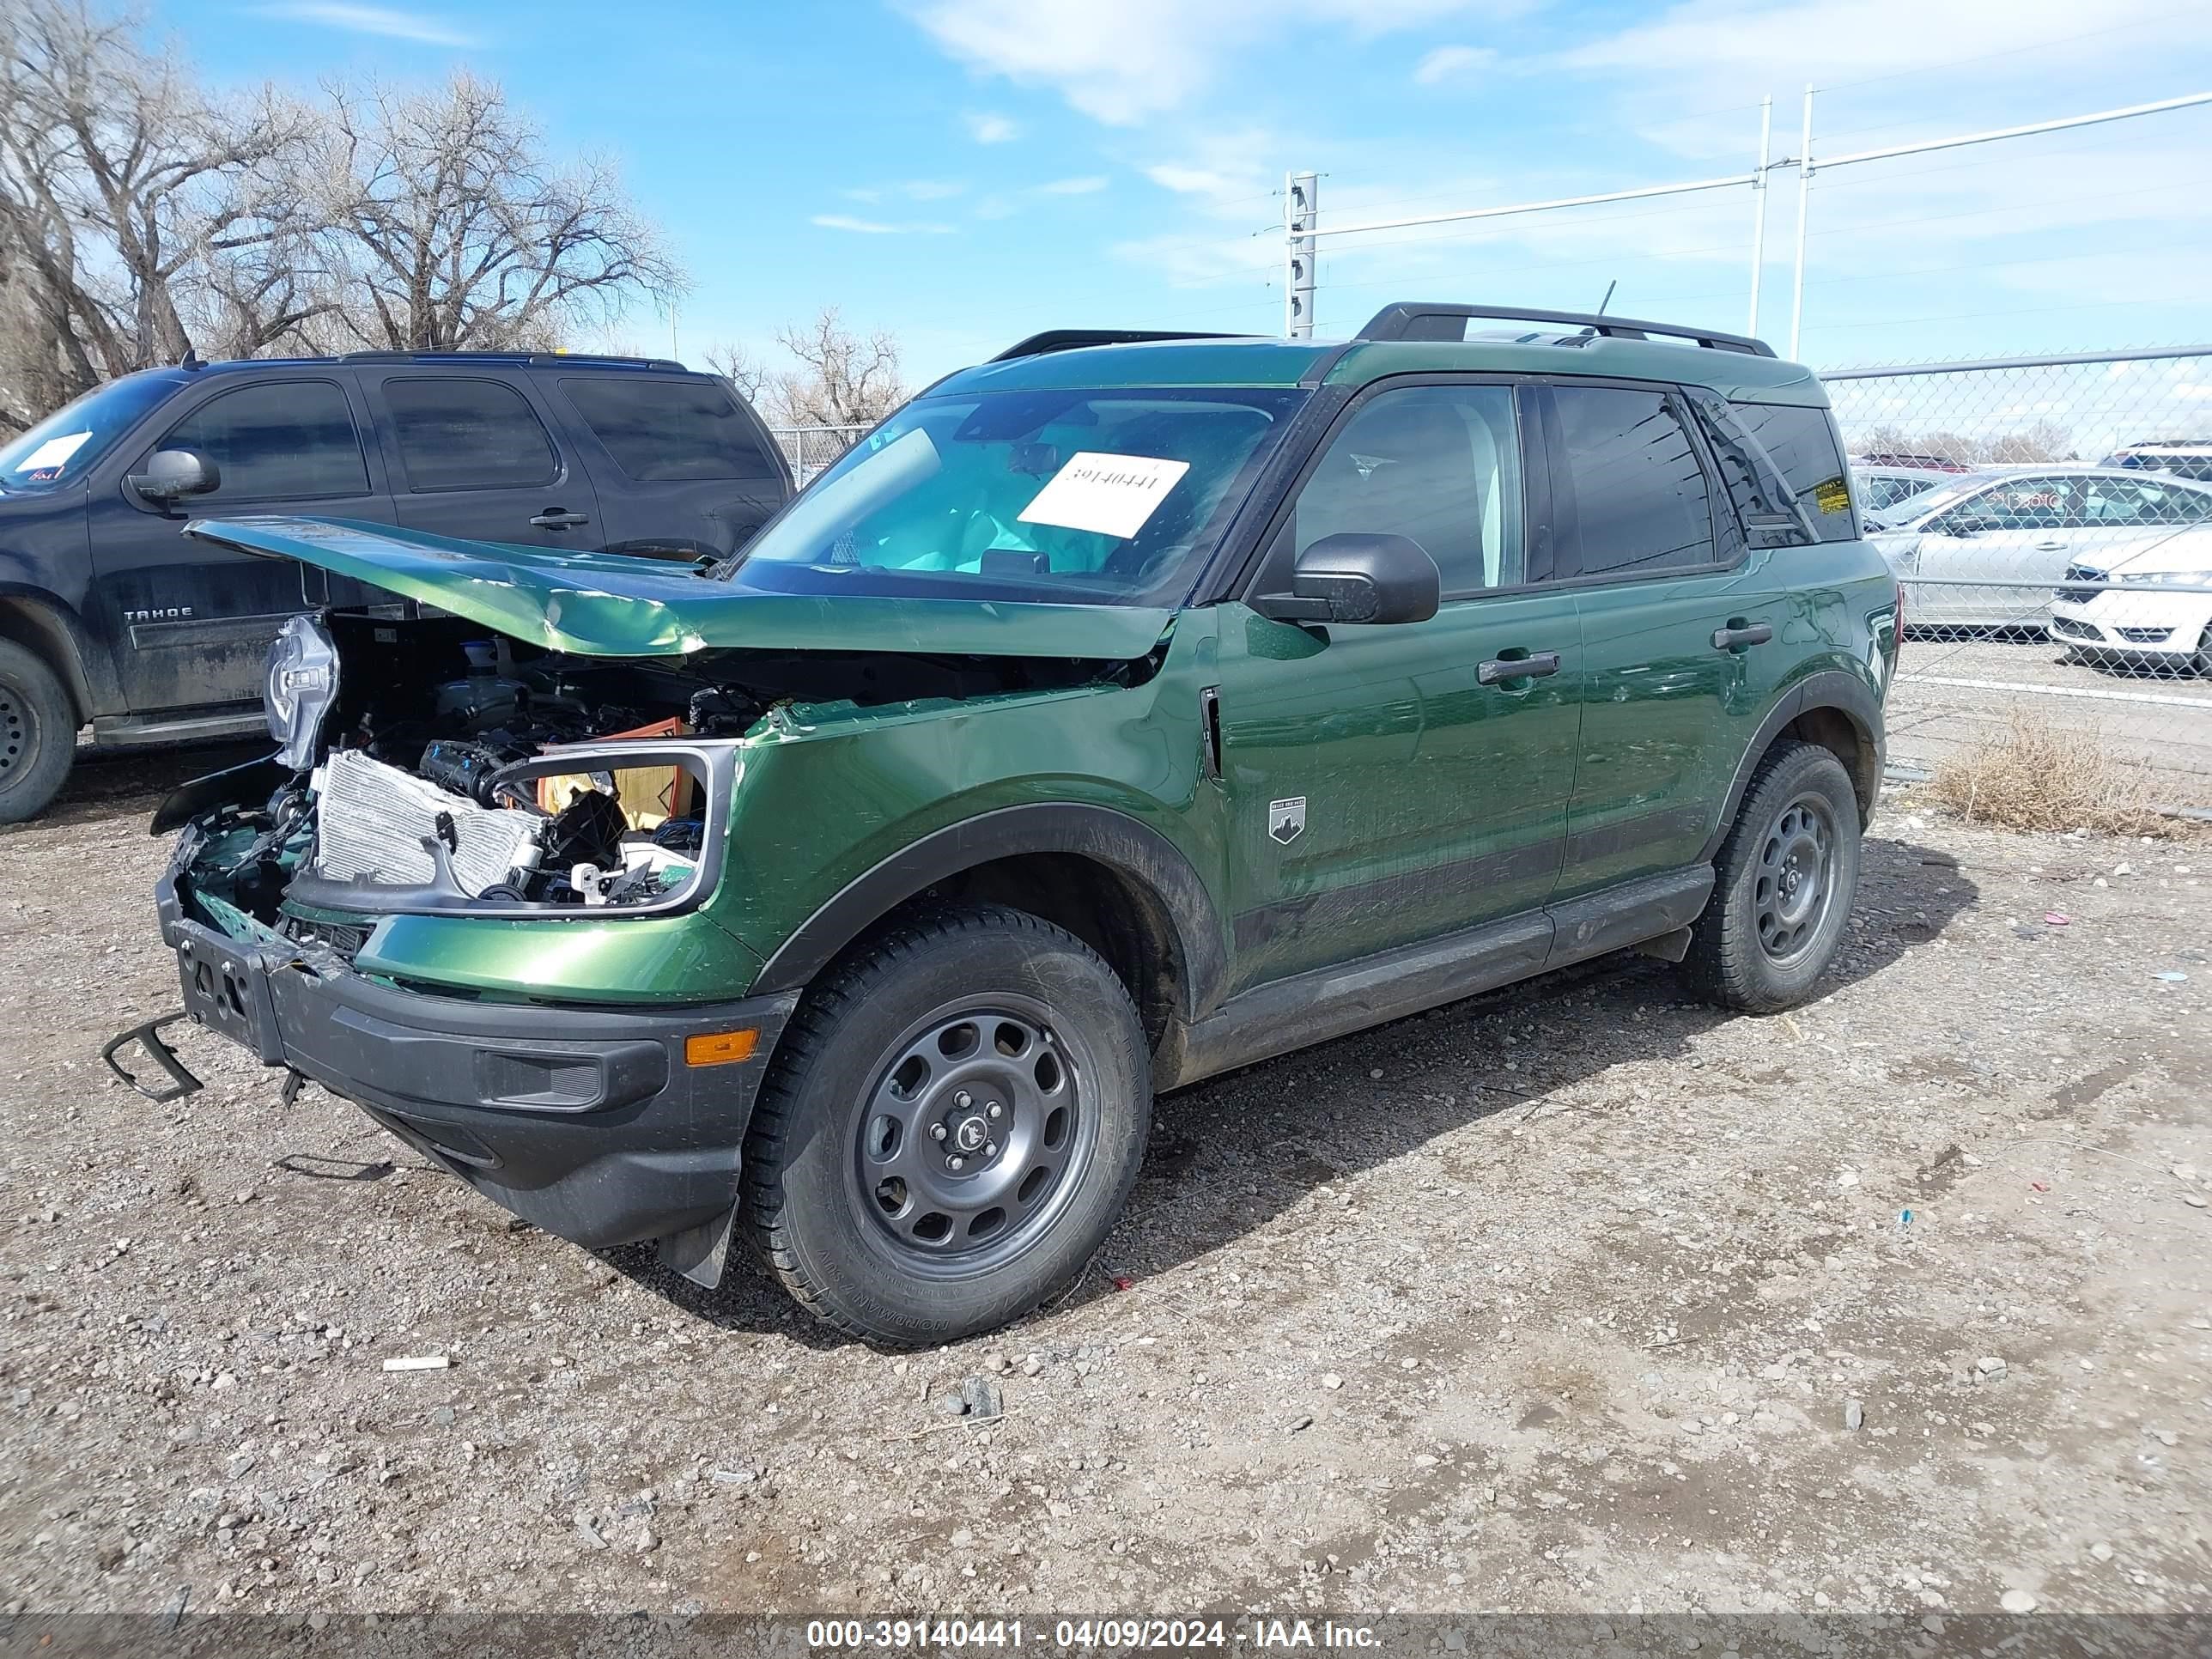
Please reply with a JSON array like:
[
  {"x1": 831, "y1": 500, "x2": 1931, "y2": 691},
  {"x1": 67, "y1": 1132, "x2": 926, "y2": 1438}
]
[{"x1": 185, "y1": 515, "x2": 1176, "y2": 660}]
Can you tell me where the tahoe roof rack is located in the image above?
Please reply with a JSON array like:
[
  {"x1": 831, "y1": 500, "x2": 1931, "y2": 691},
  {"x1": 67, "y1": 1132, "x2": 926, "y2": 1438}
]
[
  {"x1": 991, "y1": 329, "x2": 1257, "y2": 362},
  {"x1": 1355, "y1": 302, "x2": 1776, "y2": 358},
  {"x1": 337, "y1": 349, "x2": 688, "y2": 371}
]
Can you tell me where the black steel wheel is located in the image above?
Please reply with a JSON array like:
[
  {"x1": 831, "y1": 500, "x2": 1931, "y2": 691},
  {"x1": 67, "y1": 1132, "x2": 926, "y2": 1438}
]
[
  {"x1": 744, "y1": 903, "x2": 1150, "y2": 1346},
  {"x1": 1684, "y1": 739, "x2": 1862, "y2": 1013}
]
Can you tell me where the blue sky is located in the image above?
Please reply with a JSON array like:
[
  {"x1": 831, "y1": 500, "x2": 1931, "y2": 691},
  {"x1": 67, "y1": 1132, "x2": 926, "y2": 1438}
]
[{"x1": 170, "y1": 0, "x2": 2212, "y2": 384}]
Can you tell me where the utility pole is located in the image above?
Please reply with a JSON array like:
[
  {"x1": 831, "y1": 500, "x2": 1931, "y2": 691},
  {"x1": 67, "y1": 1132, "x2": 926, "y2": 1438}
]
[
  {"x1": 1747, "y1": 94, "x2": 1772, "y2": 337},
  {"x1": 1284, "y1": 172, "x2": 1318, "y2": 339}
]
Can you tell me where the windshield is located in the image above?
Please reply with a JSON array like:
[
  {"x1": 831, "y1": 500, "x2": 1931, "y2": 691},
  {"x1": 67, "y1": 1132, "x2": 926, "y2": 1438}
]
[
  {"x1": 722, "y1": 386, "x2": 1309, "y2": 606},
  {"x1": 0, "y1": 372, "x2": 188, "y2": 495}
]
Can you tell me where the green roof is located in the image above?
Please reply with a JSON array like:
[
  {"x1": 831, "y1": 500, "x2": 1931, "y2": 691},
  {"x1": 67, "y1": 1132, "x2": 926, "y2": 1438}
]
[{"x1": 929, "y1": 330, "x2": 1828, "y2": 406}]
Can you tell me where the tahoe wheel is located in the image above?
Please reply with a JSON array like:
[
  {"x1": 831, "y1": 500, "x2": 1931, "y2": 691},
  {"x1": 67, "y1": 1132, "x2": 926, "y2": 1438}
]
[
  {"x1": 1683, "y1": 739, "x2": 1863, "y2": 1013},
  {"x1": 0, "y1": 640, "x2": 75, "y2": 825},
  {"x1": 743, "y1": 903, "x2": 1150, "y2": 1346}
]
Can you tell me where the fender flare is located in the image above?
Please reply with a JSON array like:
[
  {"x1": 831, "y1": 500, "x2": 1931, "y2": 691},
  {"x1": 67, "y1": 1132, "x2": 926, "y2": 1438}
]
[
  {"x1": 0, "y1": 585, "x2": 110, "y2": 720},
  {"x1": 750, "y1": 802, "x2": 1227, "y2": 1017},
  {"x1": 1699, "y1": 669, "x2": 1885, "y2": 863}
]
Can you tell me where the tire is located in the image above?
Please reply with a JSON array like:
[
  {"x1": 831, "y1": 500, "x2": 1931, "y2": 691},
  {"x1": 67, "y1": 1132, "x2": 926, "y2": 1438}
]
[
  {"x1": 2194, "y1": 623, "x2": 2212, "y2": 679},
  {"x1": 0, "y1": 640, "x2": 76, "y2": 824},
  {"x1": 1682, "y1": 740, "x2": 1863, "y2": 1014},
  {"x1": 743, "y1": 902, "x2": 1151, "y2": 1346}
]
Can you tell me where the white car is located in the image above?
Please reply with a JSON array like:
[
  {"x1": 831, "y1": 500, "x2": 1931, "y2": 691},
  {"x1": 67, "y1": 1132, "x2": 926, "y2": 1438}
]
[
  {"x1": 2050, "y1": 539, "x2": 2212, "y2": 675},
  {"x1": 1865, "y1": 466, "x2": 2212, "y2": 632}
]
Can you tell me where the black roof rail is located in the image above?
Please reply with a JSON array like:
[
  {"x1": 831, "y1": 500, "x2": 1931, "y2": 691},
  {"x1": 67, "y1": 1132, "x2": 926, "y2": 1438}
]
[
  {"x1": 336, "y1": 349, "x2": 687, "y2": 371},
  {"x1": 1355, "y1": 302, "x2": 1776, "y2": 358},
  {"x1": 991, "y1": 329, "x2": 1256, "y2": 362}
]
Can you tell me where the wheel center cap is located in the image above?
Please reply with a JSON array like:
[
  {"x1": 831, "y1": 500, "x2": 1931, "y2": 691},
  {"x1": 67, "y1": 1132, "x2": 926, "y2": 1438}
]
[{"x1": 951, "y1": 1114, "x2": 990, "y2": 1154}]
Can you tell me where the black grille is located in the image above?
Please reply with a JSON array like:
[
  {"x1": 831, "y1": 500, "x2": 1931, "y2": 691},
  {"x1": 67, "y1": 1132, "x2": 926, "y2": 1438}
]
[
  {"x1": 2057, "y1": 563, "x2": 2106, "y2": 605},
  {"x1": 2050, "y1": 614, "x2": 2098, "y2": 641},
  {"x1": 281, "y1": 915, "x2": 371, "y2": 963},
  {"x1": 2118, "y1": 626, "x2": 2174, "y2": 644}
]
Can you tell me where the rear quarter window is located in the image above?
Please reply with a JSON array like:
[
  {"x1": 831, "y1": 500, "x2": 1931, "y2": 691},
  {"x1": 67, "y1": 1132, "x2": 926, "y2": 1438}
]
[
  {"x1": 1720, "y1": 402, "x2": 1857, "y2": 542},
  {"x1": 559, "y1": 376, "x2": 775, "y2": 482}
]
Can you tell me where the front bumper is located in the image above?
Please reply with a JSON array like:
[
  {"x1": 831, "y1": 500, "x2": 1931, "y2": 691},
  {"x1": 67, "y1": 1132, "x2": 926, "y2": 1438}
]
[
  {"x1": 122, "y1": 866, "x2": 797, "y2": 1276},
  {"x1": 2050, "y1": 590, "x2": 2212, "y2": 660}
]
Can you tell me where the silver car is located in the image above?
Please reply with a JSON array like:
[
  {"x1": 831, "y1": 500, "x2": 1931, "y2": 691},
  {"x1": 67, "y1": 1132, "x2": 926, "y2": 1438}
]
[
  {"x1": 1852, "y1": 465, "x2": 1954, "y2": 518},
  {"x1": 1864, "y1": 465, "x2": 2212, "y2": 629}
]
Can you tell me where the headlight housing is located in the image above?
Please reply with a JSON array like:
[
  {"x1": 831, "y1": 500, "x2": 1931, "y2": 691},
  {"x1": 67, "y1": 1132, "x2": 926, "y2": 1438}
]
[
  {"x1": 2118, "y1": 569, "x2": 2212, "y2": 588},
  {"x1": 265, "y1": 614, "x2": 339, "y2": 769}
]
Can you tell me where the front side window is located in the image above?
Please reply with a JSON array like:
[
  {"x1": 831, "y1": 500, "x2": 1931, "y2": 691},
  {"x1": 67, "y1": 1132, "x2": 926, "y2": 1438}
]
[
  {"x1": 384, "y1": 378, "x2": 559, "y2": 491},
  {"x1": 155, "y1": 380, "x2": 368, "y2": 500},
  {"x1": 1289, "y1": 385, "x2": 1524, "y2": 596},
  {"x1": 1948, "y1": 477, "x2": 2079, "y2": 532},
  {"x1": 560, "y1": 376, "x2": 773, "y2": 481},
  {"x1": 1553, "y1": 386, "x2": 1717, "y2": 577},
  {"x1": 724, "y1": 386, "x2": 1306, "y2": 607},
  {"x1": 0, "y1": 372, "x2": 188, "y2": 495}
]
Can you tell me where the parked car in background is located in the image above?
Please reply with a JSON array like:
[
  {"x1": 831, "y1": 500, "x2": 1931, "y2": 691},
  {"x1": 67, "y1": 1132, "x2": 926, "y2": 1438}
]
[
  {"x1": 1853, "y1": 465, "x2": 1954, "y2": 518},
  {"x1": 1864, "y1": 465, "x2": 2212, "y2": 630},
  {"x1": 2100, "y1": 439, "x2": 2212, "y2": 483},
  {"x1": 2051, "y1": 537, "x2": 2212, "y2": 675},
  {"x1": 0, "y1": 352, "x2": 792, "y2": 821},
  {"x1": 1850, "y1": 450, "x2": 1969, "y2": 474}
]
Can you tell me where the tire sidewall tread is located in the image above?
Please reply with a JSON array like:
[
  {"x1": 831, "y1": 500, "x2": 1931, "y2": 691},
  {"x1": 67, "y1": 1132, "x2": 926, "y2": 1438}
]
[{"x1": 0, "y1": 640, "x2": 74, "y2": 824}]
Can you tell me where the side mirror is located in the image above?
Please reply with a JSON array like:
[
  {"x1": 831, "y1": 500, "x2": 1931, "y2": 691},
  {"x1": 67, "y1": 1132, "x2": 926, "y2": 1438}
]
[
  {"x1": 127, "y1": 449, "x2": 220, "y2": 504},
  {"x1": 1253, "y1": 532, "x2": 1441, "y2": 626}
]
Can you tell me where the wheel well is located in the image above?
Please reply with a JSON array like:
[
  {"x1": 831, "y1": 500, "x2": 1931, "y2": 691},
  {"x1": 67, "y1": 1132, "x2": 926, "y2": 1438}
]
[
  {"x1": 881, "y1": 852, "x2": 1186, "y2": 1052},
  {"x1": 0, "y1": 599, "x2": 90, "y2": 724},
  {"x1": 1781, "y1": 704, "x2": 1876, "y2": 821}
]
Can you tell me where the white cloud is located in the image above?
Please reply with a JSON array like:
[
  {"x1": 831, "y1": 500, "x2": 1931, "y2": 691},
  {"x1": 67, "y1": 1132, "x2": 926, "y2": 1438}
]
[
  {"x1": 908, "y1": 0, "x2": 1504, "y2": 125},
  {"x1": 810, "y1": 214, "x2": 955, "y2": 235},
  {"x1": 259, "y1": 3, "x2": 480, "y2": 46},
  {"x1": 1035, "y1": 174, "x2": 1110, "y2": 195},
  {"x1": 1414, "y1": 45, "x2": 1496, "y2": 85},
  {"x1": 963, "y1": 111, "x2": 1020, "y2": 144}
]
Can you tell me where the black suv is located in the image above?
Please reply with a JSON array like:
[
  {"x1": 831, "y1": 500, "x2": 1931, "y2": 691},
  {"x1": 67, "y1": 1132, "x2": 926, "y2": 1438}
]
[{"x1": 0, "y1": 352, "x2": 792, "y2": 821}]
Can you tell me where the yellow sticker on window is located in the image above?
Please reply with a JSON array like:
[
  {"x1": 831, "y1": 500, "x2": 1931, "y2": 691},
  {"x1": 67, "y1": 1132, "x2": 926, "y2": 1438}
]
[{"x1": 1814, "y1": 477, "x2": 1850, "y2": 514}]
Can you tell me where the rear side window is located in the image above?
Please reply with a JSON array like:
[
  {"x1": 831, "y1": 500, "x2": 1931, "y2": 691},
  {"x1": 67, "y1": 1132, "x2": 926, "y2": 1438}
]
[
  {"x1": 1720, "y1": 402, "x2": 1856, "y2": 542},
  {"x1": 559, "y1": 376, "x2": 774, "y2": 481},
  {"x1": 156, "y1": 380, "x2": 368, "y2": 500},
  {"x1": 383, "y1": 379, "x2": 559, "y2": 490},
  {"x1": 1552, "y1": 386, "x2": 1717, "y2": 577}
]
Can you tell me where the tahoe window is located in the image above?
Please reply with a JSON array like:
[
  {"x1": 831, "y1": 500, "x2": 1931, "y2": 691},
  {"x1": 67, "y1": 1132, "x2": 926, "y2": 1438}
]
[
  {"x1": 560, "y1": 376, "x2": 775, "y2": 481},
  {"x1": 1290, "y1": 385, "x2": 1524, "y2": 596},
  {"x1": 1553, "y1": 386, "x2": 1717, "y2": 577},
  {"x1": 155, "y1": 380, "x2": 368, "y2": 500},
  {"x1": 385, "y1": 379, "x2": 560, "y2": 490}
]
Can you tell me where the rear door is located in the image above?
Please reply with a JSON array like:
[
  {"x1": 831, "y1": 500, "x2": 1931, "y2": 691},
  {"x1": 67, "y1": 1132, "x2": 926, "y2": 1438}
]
[
  {"x1": 1552, "y1": 382, "x2": 1790, "y2": 899},
  {"x1": 87, "y1": 373, "x2": 393, "y2": 714},
  {"x1": 551, "y1": 374, "x2": 791, "y2": 561},
  {"x1": 1214, "y1": 380, "x2": 1581, "y2": 990},
  {"x1": 356, "y1": 370, "x2": 604, "y2": 550}
]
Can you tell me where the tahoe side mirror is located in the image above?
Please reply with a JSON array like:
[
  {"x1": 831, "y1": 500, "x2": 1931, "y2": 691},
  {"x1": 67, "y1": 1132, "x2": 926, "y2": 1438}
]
[
  {"x1": 1253, "y1": 532, "x2": 1441, "y2": 626},
  {"x1": 128, "y1": 448, "x2": 221, "y2": 504}
]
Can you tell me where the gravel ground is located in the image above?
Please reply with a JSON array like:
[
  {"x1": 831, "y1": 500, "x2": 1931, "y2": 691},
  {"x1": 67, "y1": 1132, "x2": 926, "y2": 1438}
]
[{"x1": 3, "y1": 749, "x2": 2209, "y2": 1624}]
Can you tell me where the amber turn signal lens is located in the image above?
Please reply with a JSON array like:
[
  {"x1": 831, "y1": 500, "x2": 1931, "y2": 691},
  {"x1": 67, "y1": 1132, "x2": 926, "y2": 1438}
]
[{"x1": 684, "y1": 1029, "x2": 759, "y2": 1066}]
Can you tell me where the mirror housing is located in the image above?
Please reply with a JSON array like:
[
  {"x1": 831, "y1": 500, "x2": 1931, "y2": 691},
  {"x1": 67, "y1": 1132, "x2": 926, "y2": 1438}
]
[
  {"x1": 1252, "y1": 532, "x2": 1441, "y2": 626},
  {"x1": 128, "y1": 449, "x2": 220, "y2": 504}
]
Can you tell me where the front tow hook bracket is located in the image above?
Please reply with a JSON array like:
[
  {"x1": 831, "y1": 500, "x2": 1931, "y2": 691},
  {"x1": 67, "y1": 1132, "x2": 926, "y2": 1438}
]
[{"x1": 101, "y1": 1012, "x2": 204, "y2": 1103}]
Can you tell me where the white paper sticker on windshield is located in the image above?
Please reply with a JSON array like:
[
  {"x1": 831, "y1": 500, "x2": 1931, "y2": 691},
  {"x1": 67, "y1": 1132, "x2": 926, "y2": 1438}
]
[
  {"x1": 15, "y1": 431, "x2": 90, "y2": 472},
  {"x1": 1017, "y1": 452, "x2": 1190, "y2": 540}
]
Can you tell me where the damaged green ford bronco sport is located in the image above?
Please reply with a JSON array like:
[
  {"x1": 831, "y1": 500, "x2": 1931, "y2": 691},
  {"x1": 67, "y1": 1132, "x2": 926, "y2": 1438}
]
[{"x1": 109, "y1": 303, "x2": 1899, "y2": 1346}]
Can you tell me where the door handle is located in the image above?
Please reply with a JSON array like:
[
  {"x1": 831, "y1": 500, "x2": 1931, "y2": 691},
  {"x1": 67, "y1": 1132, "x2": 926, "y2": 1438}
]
[
  {"x1": 1477, "y1": 650, "x2": 1561, "y2": 686},
  {"x1": 1711, "y1": 623, "x2": 1774, "y2": 652},
  {"x1": 530, "y1": 507, "x2": 591, "y2": 530},
  {"x1": 2032, "y1": 539, "x2": 2067, "y2": 551}
]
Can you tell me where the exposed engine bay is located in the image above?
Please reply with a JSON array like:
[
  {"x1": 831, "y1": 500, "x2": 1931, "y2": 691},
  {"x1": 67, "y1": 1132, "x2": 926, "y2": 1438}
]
[{"x1": 176, "y1": 606, "x2": 1148, "y2": 951}]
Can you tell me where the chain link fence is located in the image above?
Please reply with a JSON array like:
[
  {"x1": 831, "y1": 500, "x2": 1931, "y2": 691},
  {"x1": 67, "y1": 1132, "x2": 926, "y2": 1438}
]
[
  {"x1": 1823, "y1": 347, "x2": 2212, "y2": 806},
  {"x1": 768, "y1": 422, "x2": 870, "y2": 487}
]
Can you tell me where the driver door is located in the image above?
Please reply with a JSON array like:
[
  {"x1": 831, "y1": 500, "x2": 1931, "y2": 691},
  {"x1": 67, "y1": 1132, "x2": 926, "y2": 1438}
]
[
  {"x1": 1212, "y1": 381, "x2": 1582, "y2": 992},
  {"x1": 1910, "y1": 474, "x2": 2082, "y2": 629}
]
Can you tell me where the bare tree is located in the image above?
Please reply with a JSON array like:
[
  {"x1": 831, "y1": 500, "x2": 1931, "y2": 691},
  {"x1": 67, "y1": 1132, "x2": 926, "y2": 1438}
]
[
  {"x1": 770, "y1": 308, "x2": 905, "y2": 428},
  {"x1": 702, "y1": 340, "x2": 772, "y2": 406},
  {"x1": 1854, "y1": 421, "x2": 2080, "y2": 466},
  {"x1": 0, "y1": 0, "x2": 311, "y2": 425},
  {"x1": 307, "y1": 71, "x2": 681, "y2": 353}
]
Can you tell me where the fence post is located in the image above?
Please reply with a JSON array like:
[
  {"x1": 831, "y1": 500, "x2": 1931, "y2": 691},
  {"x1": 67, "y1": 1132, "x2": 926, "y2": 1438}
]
[
  {"x1": 1748, "y1": 94, "x2": 1773, "y2": 337},
  {"x1": 1789, "y1": 84, "x2": 1814, "y2": 358}
]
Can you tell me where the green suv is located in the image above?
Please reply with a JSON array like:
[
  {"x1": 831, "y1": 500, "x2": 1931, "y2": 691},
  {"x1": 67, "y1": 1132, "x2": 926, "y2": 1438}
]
[{"x1": 109, "y1": 304, "x2": 1899, "y2": 1346}]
